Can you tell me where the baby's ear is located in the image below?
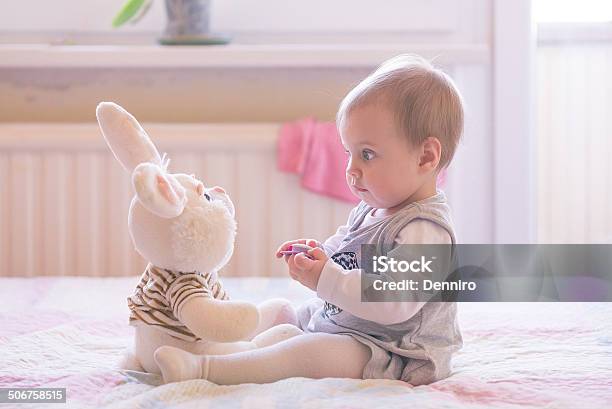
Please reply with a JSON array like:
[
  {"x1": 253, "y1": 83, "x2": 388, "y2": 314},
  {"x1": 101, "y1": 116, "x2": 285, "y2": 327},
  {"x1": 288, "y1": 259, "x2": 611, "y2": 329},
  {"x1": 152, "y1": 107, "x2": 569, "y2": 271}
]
[
  {"x1": 132, "y1": 163, "x2": 186, "y2": 218},
  {"x1": 96, "y1": 102, "x2": 162, "y2": 172}
]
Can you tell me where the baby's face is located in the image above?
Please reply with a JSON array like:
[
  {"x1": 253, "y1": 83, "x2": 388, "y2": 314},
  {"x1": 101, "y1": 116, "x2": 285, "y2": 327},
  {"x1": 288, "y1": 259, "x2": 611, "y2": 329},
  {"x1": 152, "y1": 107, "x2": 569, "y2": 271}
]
[{"x1": 340, "y1": 103, "x2": 425, "y2": 212}]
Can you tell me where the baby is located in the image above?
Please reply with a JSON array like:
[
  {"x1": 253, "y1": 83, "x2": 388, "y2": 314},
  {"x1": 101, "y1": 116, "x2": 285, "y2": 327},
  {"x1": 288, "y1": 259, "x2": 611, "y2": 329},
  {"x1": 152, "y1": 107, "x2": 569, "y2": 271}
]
[{"x1": 155, "y1": 54, "x2": 464, "y2": 386}]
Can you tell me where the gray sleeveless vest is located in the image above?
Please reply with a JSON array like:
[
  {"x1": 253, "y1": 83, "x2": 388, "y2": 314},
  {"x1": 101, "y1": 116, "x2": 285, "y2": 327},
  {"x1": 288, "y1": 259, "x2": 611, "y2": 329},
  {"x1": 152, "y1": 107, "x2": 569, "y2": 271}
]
[{"x1": 304, "y1": 190, "x2": 463, "y2": 385}]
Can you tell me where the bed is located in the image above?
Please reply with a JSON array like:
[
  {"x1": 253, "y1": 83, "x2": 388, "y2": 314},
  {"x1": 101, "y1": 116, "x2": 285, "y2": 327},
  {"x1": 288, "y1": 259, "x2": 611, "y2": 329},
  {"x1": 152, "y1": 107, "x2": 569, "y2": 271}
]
[{"x1": 1, "y1": 276, "x2": 611, "y2": 408}]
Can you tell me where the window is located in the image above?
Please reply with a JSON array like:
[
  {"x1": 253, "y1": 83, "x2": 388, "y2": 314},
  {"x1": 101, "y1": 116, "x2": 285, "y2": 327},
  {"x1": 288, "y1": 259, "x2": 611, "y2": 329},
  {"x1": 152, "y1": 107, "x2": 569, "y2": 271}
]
[{"x1": 534, "y1": 0, "x2": 612, "y2": 23}]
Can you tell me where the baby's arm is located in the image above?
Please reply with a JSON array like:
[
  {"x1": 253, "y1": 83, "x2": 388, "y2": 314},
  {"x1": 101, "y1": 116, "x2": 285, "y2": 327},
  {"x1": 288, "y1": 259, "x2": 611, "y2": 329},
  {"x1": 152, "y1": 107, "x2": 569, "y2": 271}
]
[{"x1": 317, "y1": 219, "x2": 451, "y2": 325}]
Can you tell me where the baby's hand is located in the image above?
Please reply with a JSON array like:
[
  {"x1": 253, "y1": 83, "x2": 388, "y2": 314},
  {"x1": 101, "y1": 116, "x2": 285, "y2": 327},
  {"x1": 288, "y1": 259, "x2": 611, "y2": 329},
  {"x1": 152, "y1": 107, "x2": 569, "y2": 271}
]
[
  {"x1": 275, "y1": 239, "x2": 327, "y2": 291},
  {"x1": 275, "y1": 239, "x2": 321, "y2": 259},
  {"x1": 286, "y1": 246, "x2": 328, "y2": 292}
]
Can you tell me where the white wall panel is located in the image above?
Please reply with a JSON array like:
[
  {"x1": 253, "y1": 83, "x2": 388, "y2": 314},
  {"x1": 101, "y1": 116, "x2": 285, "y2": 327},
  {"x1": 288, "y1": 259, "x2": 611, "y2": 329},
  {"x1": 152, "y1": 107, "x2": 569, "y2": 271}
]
[
  {"x1": 0, "y1": 0, "x2": 459, "y2": 33},
  {"x1": 0, "y1": 123, "x2": 353, "y2": 276}
]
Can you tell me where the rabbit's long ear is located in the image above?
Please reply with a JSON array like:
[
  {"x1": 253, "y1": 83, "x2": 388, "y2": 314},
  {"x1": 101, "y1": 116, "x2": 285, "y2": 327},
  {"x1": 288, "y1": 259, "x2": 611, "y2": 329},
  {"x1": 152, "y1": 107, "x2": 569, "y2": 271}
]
[
  {"x1": 132, "y1": 163, "x2": 187, "y2": 218},
  {"x1": 96, "y1": 102, "x2": 163, "y2": 172}
]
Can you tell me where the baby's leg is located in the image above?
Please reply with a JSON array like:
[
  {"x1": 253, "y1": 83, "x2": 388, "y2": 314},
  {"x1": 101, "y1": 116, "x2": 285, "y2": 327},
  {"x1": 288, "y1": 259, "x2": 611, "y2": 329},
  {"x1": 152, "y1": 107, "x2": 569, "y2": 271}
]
[
  {"x1": 155, "y1": 332, "x2": 371, "y2": 385},
  {"x1": 204, "y1": 324, "x2": 303, "y2": 354},
  {"x1": 133, "y1": 324, "x2": 300, "y2": 373},
  {"x1": 296, "y1": 297, "x2": 324, "y2": 330}
]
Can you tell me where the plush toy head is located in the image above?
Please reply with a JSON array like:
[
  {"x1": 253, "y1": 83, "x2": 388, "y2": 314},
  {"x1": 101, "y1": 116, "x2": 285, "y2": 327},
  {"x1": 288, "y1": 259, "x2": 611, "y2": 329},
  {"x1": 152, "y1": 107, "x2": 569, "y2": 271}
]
[{"x1": 96, "y1": 102, "x2": 236, "y2": 273}]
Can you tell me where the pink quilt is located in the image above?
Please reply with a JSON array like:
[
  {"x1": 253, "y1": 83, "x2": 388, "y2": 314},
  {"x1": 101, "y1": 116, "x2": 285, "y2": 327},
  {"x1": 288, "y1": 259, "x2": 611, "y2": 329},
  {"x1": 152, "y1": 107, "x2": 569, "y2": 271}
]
[{"x1": 1, "y1": 277, "x2": 611, "y2": 408}]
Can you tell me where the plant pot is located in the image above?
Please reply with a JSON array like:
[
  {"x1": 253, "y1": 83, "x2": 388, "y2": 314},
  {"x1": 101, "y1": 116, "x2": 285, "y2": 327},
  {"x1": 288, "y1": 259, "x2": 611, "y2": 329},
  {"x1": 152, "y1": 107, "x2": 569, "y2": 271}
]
[{"x1": 158, "y1": 0, "x2": 230, "y2": 45}]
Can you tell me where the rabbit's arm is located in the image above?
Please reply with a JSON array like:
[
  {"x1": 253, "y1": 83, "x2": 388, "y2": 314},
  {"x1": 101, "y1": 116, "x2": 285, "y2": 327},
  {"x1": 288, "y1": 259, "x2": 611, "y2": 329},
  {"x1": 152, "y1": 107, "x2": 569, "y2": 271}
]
[{"x1": 177, "y1": 297, "x2": 259, "y2": 343}]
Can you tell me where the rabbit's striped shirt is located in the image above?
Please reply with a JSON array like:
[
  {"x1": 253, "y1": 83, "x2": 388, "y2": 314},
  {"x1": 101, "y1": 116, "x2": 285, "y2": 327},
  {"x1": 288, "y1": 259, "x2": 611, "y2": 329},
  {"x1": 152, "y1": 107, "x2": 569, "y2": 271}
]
[{"x1": 127, "y1": 263, "x2": 229, "y2": 342}]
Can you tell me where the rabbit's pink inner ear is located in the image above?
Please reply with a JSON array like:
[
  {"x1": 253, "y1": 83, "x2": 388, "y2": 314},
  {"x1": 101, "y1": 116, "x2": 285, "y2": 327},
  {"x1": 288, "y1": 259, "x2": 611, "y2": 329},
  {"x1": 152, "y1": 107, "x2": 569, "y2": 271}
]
[{"x1": 156, "y1": 174, "x2": 184, "y2": 206}]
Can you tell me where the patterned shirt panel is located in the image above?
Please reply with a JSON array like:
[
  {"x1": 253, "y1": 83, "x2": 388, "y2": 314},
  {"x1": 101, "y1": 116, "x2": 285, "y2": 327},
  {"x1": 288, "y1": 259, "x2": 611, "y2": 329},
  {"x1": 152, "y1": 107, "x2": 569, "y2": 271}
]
[{"x1": 128, "y1": 264, "x2": 229, "y2": 341}]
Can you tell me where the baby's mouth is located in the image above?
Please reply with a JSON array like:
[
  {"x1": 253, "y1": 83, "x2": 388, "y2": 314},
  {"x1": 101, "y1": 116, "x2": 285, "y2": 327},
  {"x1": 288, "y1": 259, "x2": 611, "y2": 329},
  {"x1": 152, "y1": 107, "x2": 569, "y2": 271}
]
[{"x1": 349, "y1": 176, "x2": 367, "y2": 192}]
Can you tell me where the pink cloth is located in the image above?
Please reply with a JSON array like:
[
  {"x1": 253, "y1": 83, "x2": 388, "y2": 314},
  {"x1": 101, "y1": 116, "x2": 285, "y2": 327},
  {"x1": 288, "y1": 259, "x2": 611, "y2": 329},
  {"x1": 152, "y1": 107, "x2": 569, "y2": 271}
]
[
  {"x1": 277, "y1": 118, "x2": 448, "y2": 203},
  {"x1": 278, "y1": 118, "x2": 359, "y2": 204}
]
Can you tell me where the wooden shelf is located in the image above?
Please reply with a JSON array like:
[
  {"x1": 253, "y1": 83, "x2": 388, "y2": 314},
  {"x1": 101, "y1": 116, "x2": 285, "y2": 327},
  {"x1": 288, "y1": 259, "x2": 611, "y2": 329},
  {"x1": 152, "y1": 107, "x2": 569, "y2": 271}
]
[
  {"x1": 0, "y1": 43, "x2": 490, "y2": 68},
  {"x1": 0, "y1": 123, "x2": 280, "y2": 151}
]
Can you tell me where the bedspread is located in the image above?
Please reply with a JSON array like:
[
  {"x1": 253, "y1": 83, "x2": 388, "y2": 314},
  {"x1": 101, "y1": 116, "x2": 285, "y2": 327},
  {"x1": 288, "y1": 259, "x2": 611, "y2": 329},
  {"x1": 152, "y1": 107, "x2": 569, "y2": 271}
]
[{"x1": 1, "y1": 276, "x2": 611, "y2": 408}]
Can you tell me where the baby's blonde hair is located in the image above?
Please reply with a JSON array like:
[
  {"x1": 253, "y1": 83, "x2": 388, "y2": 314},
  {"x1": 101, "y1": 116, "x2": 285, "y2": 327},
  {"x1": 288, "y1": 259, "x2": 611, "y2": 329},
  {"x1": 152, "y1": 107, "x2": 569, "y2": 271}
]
[{"x1": 337, "y1": 54, "x2": 464, "y2": 169}]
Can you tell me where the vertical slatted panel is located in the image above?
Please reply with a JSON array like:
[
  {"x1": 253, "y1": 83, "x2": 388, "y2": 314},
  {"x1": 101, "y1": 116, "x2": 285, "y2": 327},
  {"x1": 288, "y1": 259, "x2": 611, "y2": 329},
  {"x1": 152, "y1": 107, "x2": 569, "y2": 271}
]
[
  {"x1": 235, "y1": 152, "x2": 269, "y2": 277},
  {"x1": 265, "y1": 150, "x2": 281, "y2": 277},
  {"x1": 42, "y1": 154, "x2": 65, "y2": 275},
  {"x1": 63, "y1": 154, "x2": 77, "y2": 276},
  {"x1": 0, "y1": 124, "x2": 356, "y2": 276},
  {"x1": 91, "y1": 153, "x2": 106, "y2": 276},
  {"x1": 9, "y1": 153, "x2": 42, "y2": 276},
  {"x1": 268, "y1": 161, "x2": 303, "y2": 277},
  {"x1": 73, "y1": 152, "x2": 113, "y2": 276},
  {"x1": 0, "y1": 153, "x2": 9, "y2": 275},
  {"x1": 537, "y1": 44, "x2": 612, "y2": 243},
  {"x1": 300, "y1": 190, "x2": 335, "y2": 242},
  {"x1": 169, "y1": 152, "x2": 199, "y2": 176},
  {"x1": 567, "y1": 47, "x2": 587, "y2": 243},
  {"x1": 106, "y1": 155, "x2": 133, "y2": 276},
  {"x1": 74, "y1": 153, "x2": 93, "y2": 276},
  {"x1": 600, "y1": 47, "x2": 612, "y2": 239},
  {"x1": 9, "y1": 153, "x2": 25, "y2": 276},
  {"x1": 536, "y1": 47, "x2": 551, "y2": 243},
  {"x1": 542, "y1": 46, "x2": 567, "y2": 243},
  {"x1": 586, "y1": 48, "x2": 607, "y2": 242},
  {"x1": 261, "y1": 150, "x2": 275, "y2": 277}
]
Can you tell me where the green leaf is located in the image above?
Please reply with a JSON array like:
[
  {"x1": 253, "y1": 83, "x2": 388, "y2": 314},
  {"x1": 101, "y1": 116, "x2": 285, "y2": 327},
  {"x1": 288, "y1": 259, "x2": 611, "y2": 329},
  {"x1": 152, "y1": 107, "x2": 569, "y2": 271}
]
[
  {"x1": 112, "y1": 0, "x2": 147, "y2": 28},
  {"x1": 130, "y1": 0, "x2": 154, "y2": 25}
]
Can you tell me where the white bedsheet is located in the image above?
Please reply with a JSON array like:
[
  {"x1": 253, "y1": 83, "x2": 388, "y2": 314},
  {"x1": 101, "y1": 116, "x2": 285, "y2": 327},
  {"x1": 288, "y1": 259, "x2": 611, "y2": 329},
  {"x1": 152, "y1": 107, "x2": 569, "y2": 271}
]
[{"x1": 1, "y1": 276, "x2": 611, "y2": 408}]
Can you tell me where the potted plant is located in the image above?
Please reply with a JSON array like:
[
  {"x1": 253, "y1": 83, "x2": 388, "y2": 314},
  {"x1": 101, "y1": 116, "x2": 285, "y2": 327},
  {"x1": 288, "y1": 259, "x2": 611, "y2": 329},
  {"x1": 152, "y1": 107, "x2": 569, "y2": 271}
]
[{"x1": 113, "y1": 0, "x2": 231, "y2": 45}]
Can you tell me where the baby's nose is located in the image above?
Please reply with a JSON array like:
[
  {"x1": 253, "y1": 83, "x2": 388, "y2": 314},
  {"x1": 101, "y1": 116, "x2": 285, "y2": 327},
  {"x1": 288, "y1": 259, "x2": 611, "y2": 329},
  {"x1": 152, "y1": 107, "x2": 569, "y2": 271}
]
[{"x1": 346, "y1": 167, "x2": 361, "y2": 180}]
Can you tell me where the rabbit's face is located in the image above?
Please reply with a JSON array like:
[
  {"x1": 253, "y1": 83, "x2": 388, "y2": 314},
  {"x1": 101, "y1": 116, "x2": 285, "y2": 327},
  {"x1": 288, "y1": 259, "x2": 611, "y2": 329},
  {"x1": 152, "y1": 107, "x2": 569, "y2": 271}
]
[
  {"x1": 96, "y1": 102, "x2": 237, "y2": 274},
  {"x1": 128, "y1": 173, "x2": 237, "y2": 273},
  {"x1": 172, "y1": 173, "x2": 235, "y2": 219}
]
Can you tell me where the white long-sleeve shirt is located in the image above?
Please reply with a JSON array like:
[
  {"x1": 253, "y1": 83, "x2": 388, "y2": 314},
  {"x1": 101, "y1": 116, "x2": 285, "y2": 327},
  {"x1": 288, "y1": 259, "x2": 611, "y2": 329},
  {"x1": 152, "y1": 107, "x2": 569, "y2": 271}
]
[{"x1": 316, "y1": 209, "x2": 452, "y2": 325}]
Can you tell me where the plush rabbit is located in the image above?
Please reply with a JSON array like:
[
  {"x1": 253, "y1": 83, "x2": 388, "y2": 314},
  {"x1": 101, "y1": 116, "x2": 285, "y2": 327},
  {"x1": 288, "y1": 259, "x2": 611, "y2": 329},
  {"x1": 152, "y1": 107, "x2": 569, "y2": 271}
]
[{"x1": 96, "y1": 102, "x2": 301, "y2": 374}]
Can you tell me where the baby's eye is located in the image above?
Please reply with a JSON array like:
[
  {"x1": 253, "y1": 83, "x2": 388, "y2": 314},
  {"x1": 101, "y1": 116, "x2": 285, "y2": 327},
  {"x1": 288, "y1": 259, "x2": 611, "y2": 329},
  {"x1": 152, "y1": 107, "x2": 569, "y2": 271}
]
[{"x1": 361, "y1": 149, "x2": 375, "y2": 161}]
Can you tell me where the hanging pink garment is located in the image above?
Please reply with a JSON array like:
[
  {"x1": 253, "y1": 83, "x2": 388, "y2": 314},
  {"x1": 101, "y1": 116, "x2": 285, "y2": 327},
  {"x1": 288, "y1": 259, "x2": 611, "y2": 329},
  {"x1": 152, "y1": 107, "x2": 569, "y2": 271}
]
[
  {"x1": 277, "y1": 118, "x2": 358, "y2": 204},
  {"x1": 277, "y1": 118, "x2": 448, "y2": 203}
]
